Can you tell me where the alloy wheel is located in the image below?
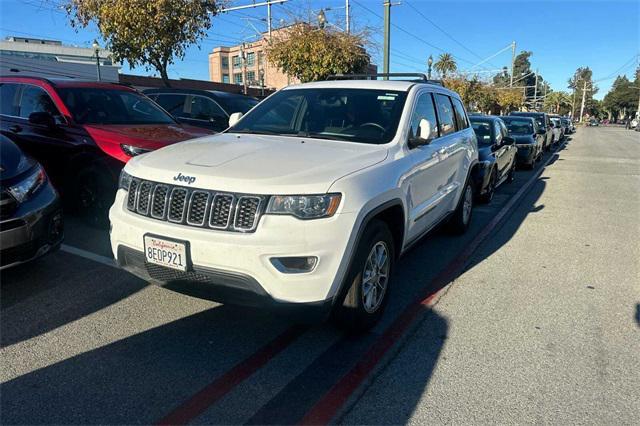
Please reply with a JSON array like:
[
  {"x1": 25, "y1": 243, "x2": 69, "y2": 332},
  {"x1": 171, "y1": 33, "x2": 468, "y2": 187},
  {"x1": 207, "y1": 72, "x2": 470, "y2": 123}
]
[{"x1": 361, "y1": 241, "x2": 390, "y2": 314}]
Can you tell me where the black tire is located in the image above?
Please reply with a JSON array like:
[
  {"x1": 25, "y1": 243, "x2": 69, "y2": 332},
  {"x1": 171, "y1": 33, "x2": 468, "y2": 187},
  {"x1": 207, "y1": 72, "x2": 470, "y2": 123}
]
[
  {"x1": 333, "y1": 220, "x2": 395, "y2": 333},
  {"x1": 478, "y1": 170, "x2": 496, "y2": 204},
  {"x1": 507, "y1": 161, "x2": 516, "y2": 183},
  {"x1": 73, "y1": 165, "x2": 117, "y2": 228},
  {"x1": 447, "y1": 179, "x2": 473, "y2": 235}
]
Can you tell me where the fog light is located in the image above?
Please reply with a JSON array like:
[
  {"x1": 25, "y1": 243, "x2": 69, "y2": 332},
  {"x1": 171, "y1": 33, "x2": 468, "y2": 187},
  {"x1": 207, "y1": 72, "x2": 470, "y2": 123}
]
[{"x1": 270, "y1": 256, "x2": 318, "y2": 273}]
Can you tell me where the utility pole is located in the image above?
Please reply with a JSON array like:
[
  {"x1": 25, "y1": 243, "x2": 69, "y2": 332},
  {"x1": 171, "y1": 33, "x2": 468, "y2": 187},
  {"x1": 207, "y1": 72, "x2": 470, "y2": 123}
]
[
  {"x1": 92, "y1": 40, "x2": 101, "y2": 82},
  {"x1": 345, "y1": 0, "x2": 350, "y2": 33},
  {"x1": 383, "y1": 1, "x2": 391, "y2": 78},
  {"x1": 510, "y1": 41, "x2": 516, "y2": 87},
  {"x1": 267, "y1": 0, "x2": 272, "y2": 36},
  {"x1": 533, "y1": 68, "x2": 538, "y2": 110},
  {"x1": 216, "y1": 0, "x2": 290, "y2": 38},
  {"x1": 241, "y1": 42, "x2": 248, "y2": 95},
  {"x1": 579, "y1": 80, "x2": 588, "y2": 123}
]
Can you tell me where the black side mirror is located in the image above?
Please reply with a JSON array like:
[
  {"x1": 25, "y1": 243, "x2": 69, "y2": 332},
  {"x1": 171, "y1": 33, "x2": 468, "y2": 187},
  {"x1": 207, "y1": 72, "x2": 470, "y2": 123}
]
[
  {"x1": 537, "y1": 128, "x2": 546, "y2": 135},
  {"x1": 28, "y1": 111, "x2": 56, "y2": 128},
  {"x1": 503, "y1": 136, "x2": 515, "y2": 145}
]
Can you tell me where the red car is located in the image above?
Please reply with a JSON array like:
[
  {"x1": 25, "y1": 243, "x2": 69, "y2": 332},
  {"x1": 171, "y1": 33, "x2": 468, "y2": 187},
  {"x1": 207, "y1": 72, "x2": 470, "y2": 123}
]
[{"x1": 0, "y1": 76, "x2": 211, "y2": 224}]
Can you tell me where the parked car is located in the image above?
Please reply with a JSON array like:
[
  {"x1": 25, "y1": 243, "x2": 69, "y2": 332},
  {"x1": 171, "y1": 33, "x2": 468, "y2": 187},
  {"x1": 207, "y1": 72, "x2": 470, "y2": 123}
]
[
  {"x1": 500, "y1": 115, "x2": 544, "y2": 169},
  {"x1": 144, "y1": 88, "x2": 259, "y2": 132},
  {"x1": 110, "y1": 74, "x2": 479, "y2": 331},
  {"x1": 560, "y1": 117, "x2": 572, "y2": 135},
  {"x1": 469, "y1": 115, "x2": 517, "y2": 202},
  {"x1": 1, "y1": 134, "x2": 63, "y2": 270},
  {"x1": 509, "y1": 111, "x2": 553, "y2": 151},
  {"x1": 0, "y1": 77, "x2": 211, "y2": 224},
  {"x1": 550, "y1": 117, "x2": 564, "y2": 142},
  {"x1": 588, "y1": 118, "x2": 600, "y2": 126}
]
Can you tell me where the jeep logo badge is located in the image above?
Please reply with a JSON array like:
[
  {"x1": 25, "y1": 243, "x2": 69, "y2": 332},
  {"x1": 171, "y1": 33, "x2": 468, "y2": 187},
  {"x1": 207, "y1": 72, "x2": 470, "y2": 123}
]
[{"x1": 173, "y1": 172, "x2": 196, "y2": 185}]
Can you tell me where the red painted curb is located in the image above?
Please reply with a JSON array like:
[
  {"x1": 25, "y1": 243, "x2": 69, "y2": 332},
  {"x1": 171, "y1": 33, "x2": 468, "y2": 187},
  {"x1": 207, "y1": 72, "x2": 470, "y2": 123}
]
[
  {"x1": 299, "y1": 146, "x2": 561, "y2": 426},
  {"x1": 156, "y1": 325, "x2": 306, "y2": 425}
]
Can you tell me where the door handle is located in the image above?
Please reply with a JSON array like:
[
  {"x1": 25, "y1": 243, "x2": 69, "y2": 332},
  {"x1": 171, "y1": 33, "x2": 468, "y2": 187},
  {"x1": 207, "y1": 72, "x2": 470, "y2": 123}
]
[
  {"x1": 438, "y1": 148, "x2": 447, "y2": 155},
  {"x1": 8, "y1": 124, "x2": 22, "y2": 133}
]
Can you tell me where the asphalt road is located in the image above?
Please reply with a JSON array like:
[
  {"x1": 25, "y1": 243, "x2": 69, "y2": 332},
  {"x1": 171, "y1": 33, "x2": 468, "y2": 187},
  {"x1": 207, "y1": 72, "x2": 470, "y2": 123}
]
[{"x1": 1, "y1": 126, "x2": 638, "y2": 425}]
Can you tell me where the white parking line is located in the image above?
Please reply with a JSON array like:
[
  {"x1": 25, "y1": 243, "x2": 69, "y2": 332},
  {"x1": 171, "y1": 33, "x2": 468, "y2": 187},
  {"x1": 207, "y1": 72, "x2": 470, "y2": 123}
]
[{"x1": 60, "y1": 244, "x2": 118, "y2": 269}]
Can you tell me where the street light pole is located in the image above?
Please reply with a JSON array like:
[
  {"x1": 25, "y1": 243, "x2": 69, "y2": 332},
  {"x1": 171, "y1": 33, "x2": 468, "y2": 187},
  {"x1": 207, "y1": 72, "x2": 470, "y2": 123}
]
[
  {"x1": 92, "y1": 40, "x2": 101, "y2": 82},
  {"x1": 345, "y1": 0, "x2": 350, "y2": 33},
  {"x1": 241, "y1": 42, "x2": 248, "y2": 95},
  {"x1": 427, "y1": 55, "x2": 433, "y2": 80},
  {"x1": 383, "y1": 1, "x2": 391, "y2": 78},
  {"x1": 533, "y1": 68, "x2": 538, "y2": 109},
  {"x1": 579, "y1": 80, "x2": 588, "y2": 123}
]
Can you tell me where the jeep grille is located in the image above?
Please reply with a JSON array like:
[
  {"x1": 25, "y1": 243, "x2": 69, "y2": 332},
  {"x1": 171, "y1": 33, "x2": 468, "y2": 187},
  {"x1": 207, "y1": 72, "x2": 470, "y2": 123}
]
[{"x1": 125, "y1": 178, "x2": 265, "y2": 233}]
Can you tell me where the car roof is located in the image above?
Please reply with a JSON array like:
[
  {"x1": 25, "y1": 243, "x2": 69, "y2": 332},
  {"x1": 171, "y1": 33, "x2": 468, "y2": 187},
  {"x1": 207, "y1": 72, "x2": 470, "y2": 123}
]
[
  {"x1": 282, "y1": 79, "x2": 460, "y2": 98},
  {"x1": 500, "y1": 115, "x2": 534, "y2": 122},
  {"x1": 469, "y1": 115, "x2": 501, "y2": 123},
  {"x1": 511, "y1": 111, "x2": 545, "y2": 116},
  {"x1": 0, "y1": 76, "x2": 135, "y2": 91},
  {"x1": 143, "y1": 87, "x2": 255, "y2": 99}
]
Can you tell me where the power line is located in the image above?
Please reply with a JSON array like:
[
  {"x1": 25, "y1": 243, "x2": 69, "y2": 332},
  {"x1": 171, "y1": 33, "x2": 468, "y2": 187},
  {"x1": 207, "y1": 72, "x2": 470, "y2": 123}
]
[
  {"x1": 594, "y1": 54, "x2": 639, "y2": 82},
  {"x1": 404, "y1": 0, "x2": 499, "y2": 69}
]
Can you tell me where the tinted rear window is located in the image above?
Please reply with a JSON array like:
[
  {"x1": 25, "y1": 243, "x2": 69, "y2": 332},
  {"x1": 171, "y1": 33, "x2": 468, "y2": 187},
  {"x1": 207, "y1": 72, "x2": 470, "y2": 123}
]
[
  {"x1": 502, "y1": 118, "x2": 534, "y2": 135},
  {"x1": 0, "y1": 83, "x2": 19, "y2": 116}
]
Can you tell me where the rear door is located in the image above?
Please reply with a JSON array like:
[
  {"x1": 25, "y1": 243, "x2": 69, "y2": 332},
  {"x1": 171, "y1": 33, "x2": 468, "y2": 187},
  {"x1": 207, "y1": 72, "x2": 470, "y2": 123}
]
[{"x1": 404, "y1": 91, "x2": 447, "y2": 243}]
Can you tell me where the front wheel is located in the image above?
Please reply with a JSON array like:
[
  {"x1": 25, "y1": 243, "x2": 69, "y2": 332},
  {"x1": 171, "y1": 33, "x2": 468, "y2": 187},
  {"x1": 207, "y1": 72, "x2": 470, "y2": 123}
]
[
  {"x1": 74, "y1": 166, "x2": 117, "y2": 228},
  {"x1": 333, "y1": 220, "x2": 395, "y2": 333},
  {"x1": 479, "y1": 170, "x2": 496, "y2": 204}
]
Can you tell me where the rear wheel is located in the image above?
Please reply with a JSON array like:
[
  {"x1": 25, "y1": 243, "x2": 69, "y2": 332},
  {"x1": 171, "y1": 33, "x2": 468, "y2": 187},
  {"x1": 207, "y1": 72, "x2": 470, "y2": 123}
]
[
  {"x1": 447, "y1": 179, "x2": 473, "y2": 235},
  {"x1": 479, "y1": 170, "x2": 496, "y2": 204},
  {"x1": 333, "y1": 220, "x2": 394, "y2": 333}
]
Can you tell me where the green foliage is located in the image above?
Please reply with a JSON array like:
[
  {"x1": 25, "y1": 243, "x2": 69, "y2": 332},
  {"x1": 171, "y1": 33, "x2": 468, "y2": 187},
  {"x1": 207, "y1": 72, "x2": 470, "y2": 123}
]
[
  {"x1": 544, "y1": 91, "x2": 571, "y2": 115},
  {"x1": 444, "y1": 76, "x2": 523, "y2": 114},
  {"x1": 602, "y1": 73, "x2": 638, "y2": 119},
  {"x1": 434, "y1": 53, "x2": 457, "y2": 79},
  {"x1": 65, "y1": 0, "x2": 218, "y2": 86},
  {"x1": 265, "y1": 24, "x2": 370, "y2": 83}
]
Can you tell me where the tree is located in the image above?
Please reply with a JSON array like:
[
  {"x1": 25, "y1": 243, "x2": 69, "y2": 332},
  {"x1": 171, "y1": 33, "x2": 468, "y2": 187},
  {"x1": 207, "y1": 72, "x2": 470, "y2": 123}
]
[
  {"x1": 496, "y1": 88, "x2": 523, "y2": 114},
  {"x1": 602, "y1": 75, "x2": 637, "y2": 121},
  {"x1": 568, "y1": 67, "x2": 599, "y2": 119},
  {"x1": 434, "y1": 53, "x2": 457, "y2": 79},
  {"x1": 265, "y1": 23, "x2": 370, "y2": 83},
  {"x1": 65, "y1": 0, "x2": 218, "y2": 86},
  {"x1": 544, "y1": 91, "x2": 571, "y2": 115}
]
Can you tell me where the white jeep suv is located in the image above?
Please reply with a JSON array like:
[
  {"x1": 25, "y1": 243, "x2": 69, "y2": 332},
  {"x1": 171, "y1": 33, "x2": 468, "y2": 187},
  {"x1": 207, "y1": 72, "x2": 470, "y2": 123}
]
[{"x1": 110, "y1": 75, "x2": 479, "y2": 330}]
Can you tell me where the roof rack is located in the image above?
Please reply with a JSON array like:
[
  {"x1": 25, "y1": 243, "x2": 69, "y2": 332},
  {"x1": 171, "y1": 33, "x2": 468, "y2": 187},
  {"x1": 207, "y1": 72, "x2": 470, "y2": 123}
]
[{"x1": 327, "y1": 73, "x2": 444, "y2": 86}]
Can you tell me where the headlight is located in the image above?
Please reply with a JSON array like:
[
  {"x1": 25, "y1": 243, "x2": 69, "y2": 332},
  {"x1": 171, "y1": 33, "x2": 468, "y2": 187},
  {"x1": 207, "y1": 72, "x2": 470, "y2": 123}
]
[
  {"x1": 8, "y1": 165, "x2": 46, "y2": 203},
  {"x1": 266, "y1": 194, "x2": 341, "y2": 219},
  {"x1": 121, "y1": 144, "x2": 151, "y2": 157},
  {"x1": 119, "y1": 170, "x2": 132, "y2": 190}
]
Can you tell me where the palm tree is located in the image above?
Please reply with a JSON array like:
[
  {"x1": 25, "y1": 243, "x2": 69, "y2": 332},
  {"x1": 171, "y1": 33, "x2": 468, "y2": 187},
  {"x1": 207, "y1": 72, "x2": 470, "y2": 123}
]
[{"x1": 434, "y1": 53, "x2": 457, "y2": 79}]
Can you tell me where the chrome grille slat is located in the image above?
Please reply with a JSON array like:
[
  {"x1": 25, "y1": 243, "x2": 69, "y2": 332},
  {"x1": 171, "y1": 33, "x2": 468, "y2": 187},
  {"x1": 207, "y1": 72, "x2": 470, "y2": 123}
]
[
  {"x1": 234, "y1": 196, "x2": 262, "y2": 232},
  {"x1": 124, "y1": 178, "x2": 263, "y2": 233},
  {"x1": 186, "y1": 191, "x2": 210, "y2": 226},
  {"x1": 151, "y1": 185, "x2": 169, "y2": 219},
  {"x1": 167, "y1": 188, "x2": 188, "y2": 223},
  {"x1": 209, "y1": 194, "x2": 234, "y2": 229},
  {"x1": 136, "y1": 181, "x2": 153, "y2": 215}
]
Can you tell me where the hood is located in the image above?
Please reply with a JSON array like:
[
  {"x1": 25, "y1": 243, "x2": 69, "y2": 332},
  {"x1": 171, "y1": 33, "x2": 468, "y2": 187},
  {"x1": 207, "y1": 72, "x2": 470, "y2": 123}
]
[
  {"x1": 84, "y1": 124, "x2": 212, "y2": 150},
  {"x1": 0, "y1": 137, "x2": 36, "y2": 182},
  {"x1": 125, "y1": 133, "x2": 389, "y2": 194}
]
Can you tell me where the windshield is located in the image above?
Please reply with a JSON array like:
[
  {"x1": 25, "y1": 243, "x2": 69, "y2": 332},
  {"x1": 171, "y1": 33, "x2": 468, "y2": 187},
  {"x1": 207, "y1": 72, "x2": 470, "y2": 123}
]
[
  {"x1": 502, "y1": 118, "x2": 533, "y2": 135},
  {"x1": 229, "y1": 88, "x2": 408, "y2": 145},
  {"x1": 471, "y1": 121, "x2": 493, "y2": 146},
  {"x1": 216, "y1": 95, "x2": 259, "y2": 115},
  {"x1": 58, "y1": 88, "x2": 176, "y2": 125}
]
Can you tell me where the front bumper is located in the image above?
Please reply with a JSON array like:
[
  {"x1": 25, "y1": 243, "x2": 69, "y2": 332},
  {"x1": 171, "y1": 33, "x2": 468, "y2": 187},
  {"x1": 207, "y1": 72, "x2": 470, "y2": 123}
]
[
  {"x1": 0, "y1": 183, "x2": 64, "y2": 270},
  {"x1": 109, "y1": 190, "x2": 356, "y2": 308},
  {"x1": 472, "y1": 160, "x2": 493, "y2": 196}
]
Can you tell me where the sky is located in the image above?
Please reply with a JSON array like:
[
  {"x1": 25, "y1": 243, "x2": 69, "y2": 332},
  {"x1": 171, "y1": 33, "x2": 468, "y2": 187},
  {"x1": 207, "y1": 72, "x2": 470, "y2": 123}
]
[{"x1": 1, "y1": 0, "x2": 638, "y2": 99}]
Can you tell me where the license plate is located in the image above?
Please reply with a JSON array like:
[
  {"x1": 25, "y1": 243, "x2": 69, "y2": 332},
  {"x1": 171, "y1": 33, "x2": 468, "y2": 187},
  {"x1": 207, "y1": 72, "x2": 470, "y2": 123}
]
[{"x1": 144, "y1": 235, "x2": 188, "y2": 271}]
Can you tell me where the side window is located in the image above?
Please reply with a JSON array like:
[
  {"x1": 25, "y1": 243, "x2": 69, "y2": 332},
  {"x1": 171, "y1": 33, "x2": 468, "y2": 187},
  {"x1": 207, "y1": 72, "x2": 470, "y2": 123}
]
[
  {"x1": 434, "y1": 94, "x2": 456, "y2": 136},
  {"x1": 494, "y1": 122, "x2": 503, "y2": 143},
  {"x1": 0, "y1": 83, "x2": 20, "y2": 116},
  {"x1": 19, "y1": 85, "x2": 61, "y2": 120},
  {"x1": 189, "y1": 96, "x2": 227, "y2": 121},
  {"x1": 452, "y1": 98, "x2": 469, "y2": 130},
  {"x1": 409, "y1": 92, "x2": 439, "y2": 140},
  {"x1": 154, "y1": 94, "x2": 187, "y2": 117},
  {"x1": 499, "y1": 121, "x2": 509, "y2": 138}
]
